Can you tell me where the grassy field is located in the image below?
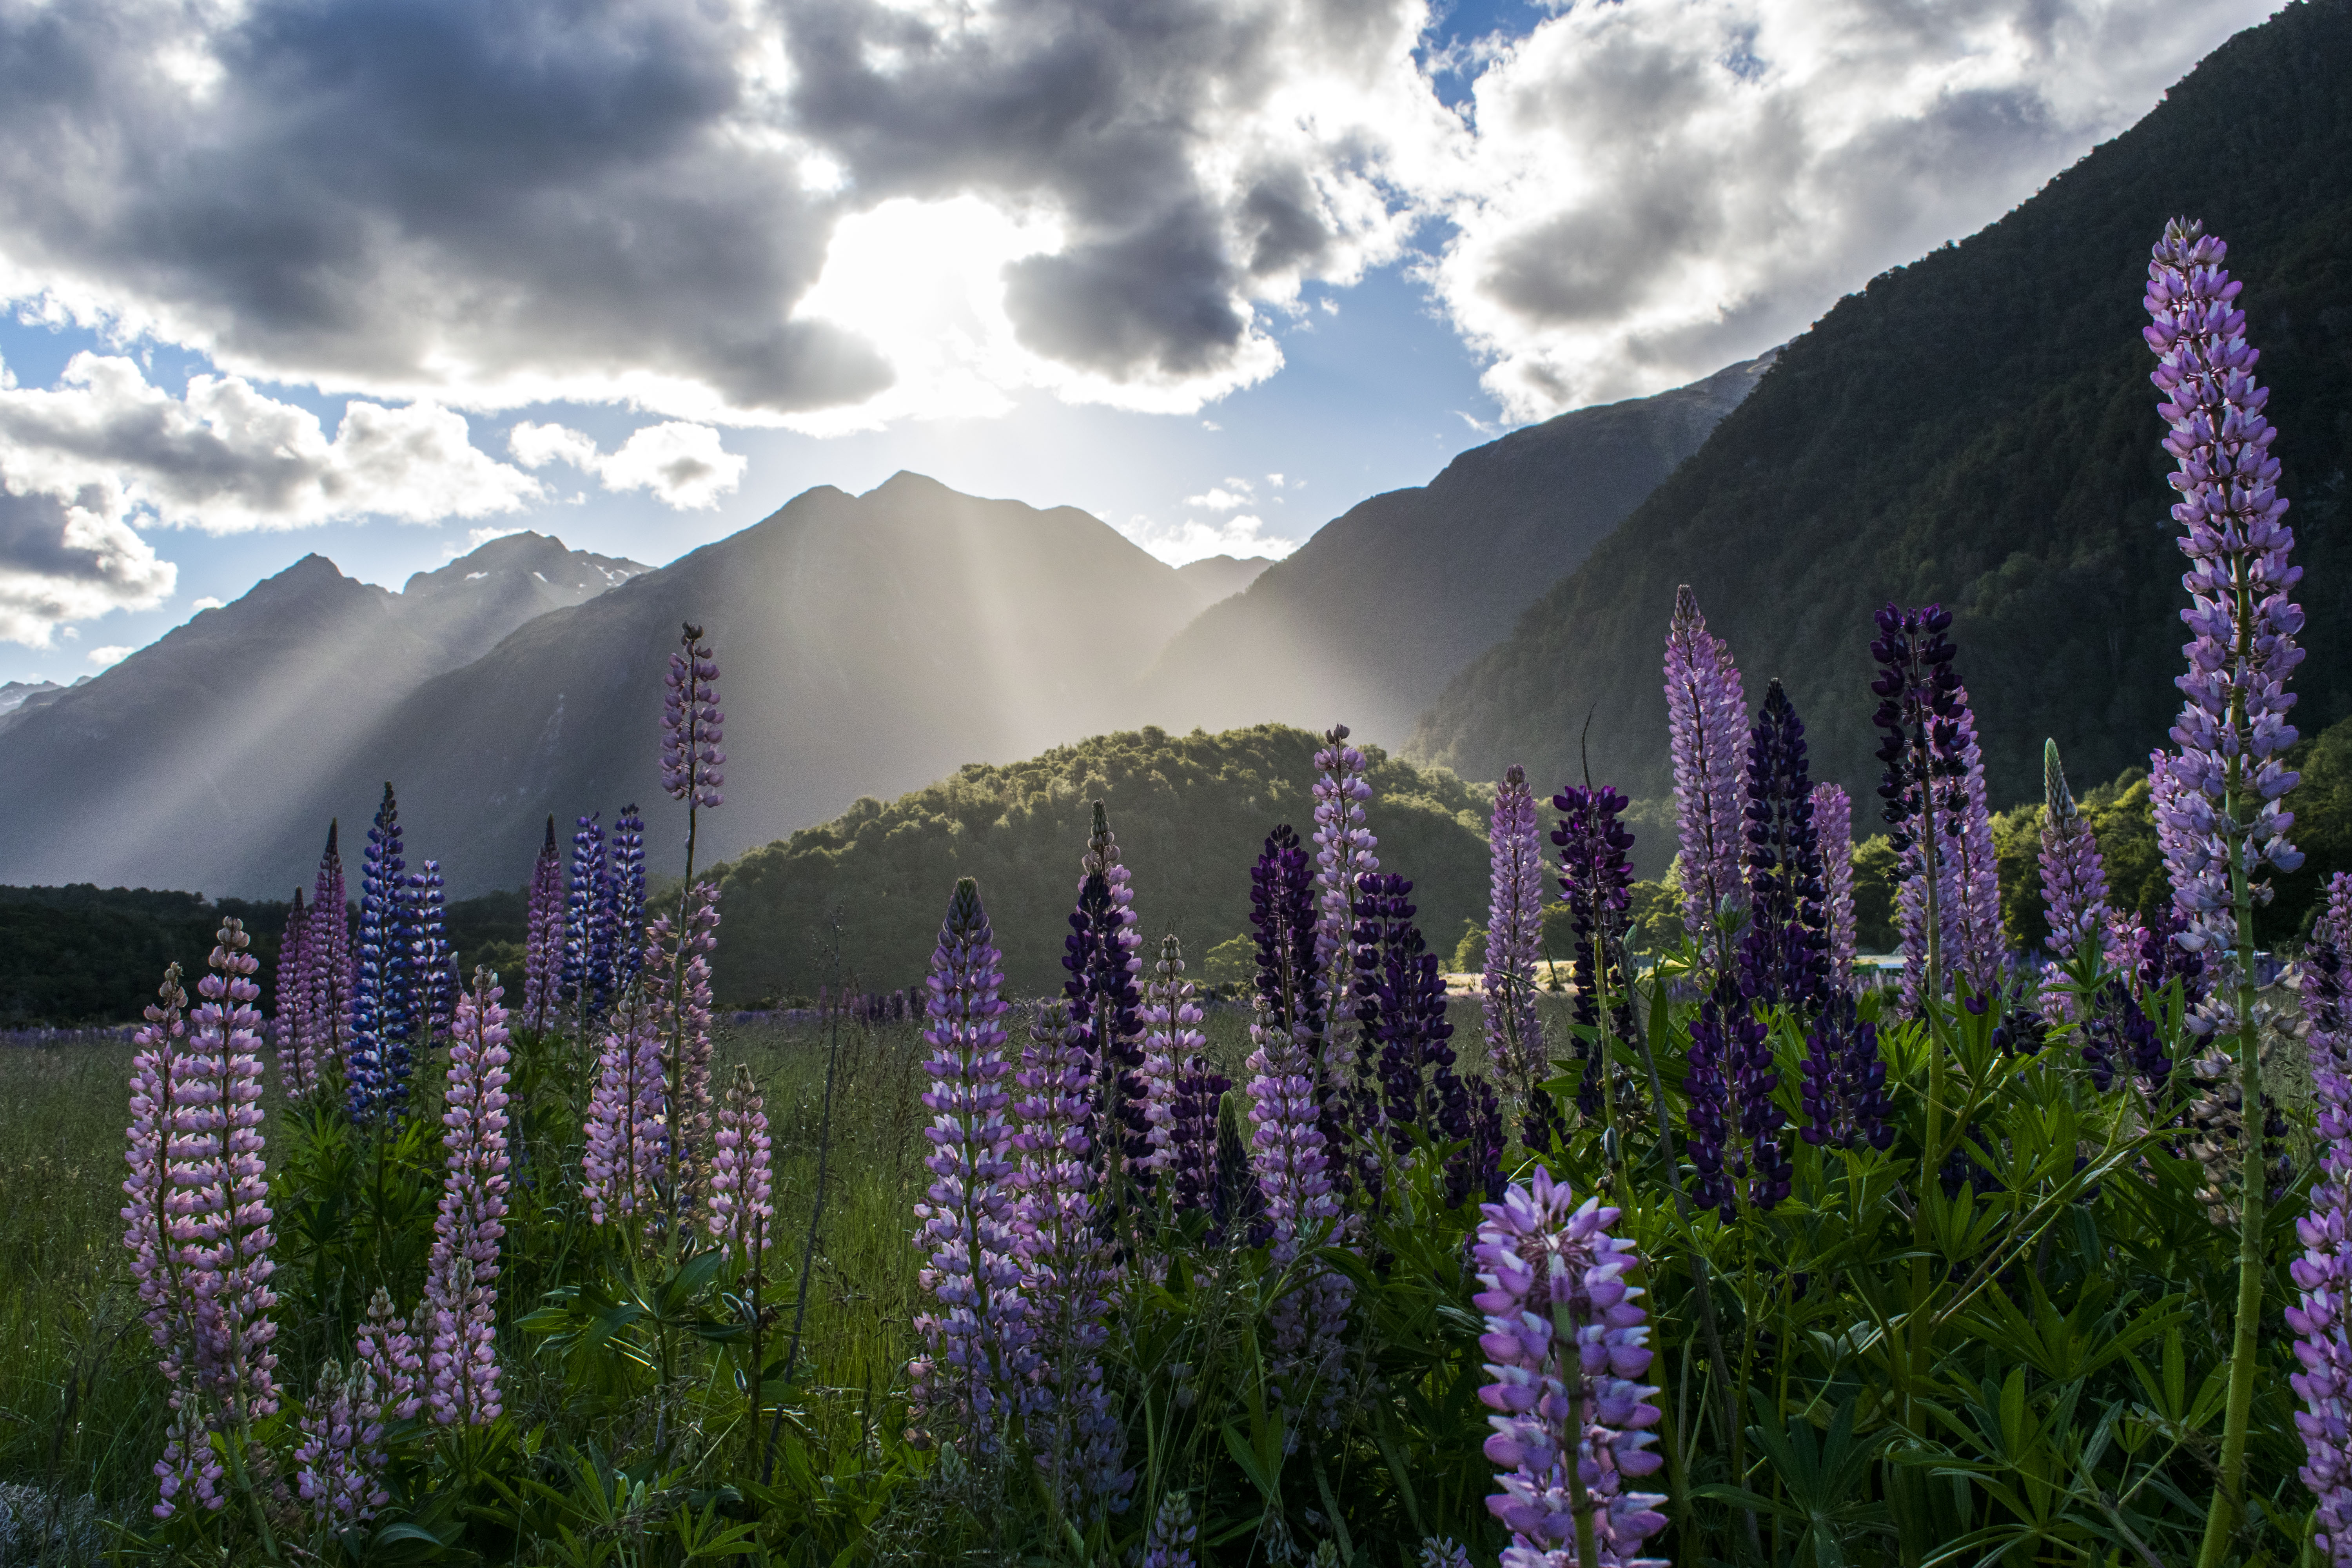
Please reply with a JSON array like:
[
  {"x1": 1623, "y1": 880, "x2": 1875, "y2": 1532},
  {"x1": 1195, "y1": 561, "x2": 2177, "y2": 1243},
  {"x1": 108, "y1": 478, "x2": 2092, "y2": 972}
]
[{"x1": 0, "y1": 995, "x2": 1526, "y2": 1559}]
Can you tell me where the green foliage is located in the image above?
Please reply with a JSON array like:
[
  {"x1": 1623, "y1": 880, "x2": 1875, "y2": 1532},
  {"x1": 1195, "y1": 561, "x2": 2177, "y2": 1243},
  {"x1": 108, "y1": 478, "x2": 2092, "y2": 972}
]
[
  {"x1": 0, "y1": 884, "x2": 289, "y2": 1024},
  {"x1": 710, "y1": 724, "x2": 1497, "y2": 1001},
  {"x1": 1411, "y1": 0, "x2": 2352, "y2": 829}
]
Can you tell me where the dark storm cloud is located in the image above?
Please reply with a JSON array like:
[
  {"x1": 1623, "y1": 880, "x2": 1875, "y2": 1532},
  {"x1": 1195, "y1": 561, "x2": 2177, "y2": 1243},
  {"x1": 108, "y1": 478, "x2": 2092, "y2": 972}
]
[{"x1": 0, "y1": 483, "x2": 176, "y2": 644}]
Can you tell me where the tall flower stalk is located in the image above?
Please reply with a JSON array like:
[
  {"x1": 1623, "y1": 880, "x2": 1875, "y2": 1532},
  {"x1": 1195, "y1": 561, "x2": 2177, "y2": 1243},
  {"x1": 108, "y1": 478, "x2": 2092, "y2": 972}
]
[
  {"x1": 1552, "y1": 785, "x2": 1637, "y2": 1156},
  {"x1": 660, "y1": 623, "x2": 723, "y2": 1247},
  {"x1": 411, "y1": 859, "x2": 456, "y2": 1044},
  {"x1": 1813, "y1": 784, "x2": 1856, "y2": 994},
  {"x1": 564, "y1": 813, "x2": 611, "y2": 1020},
  {"x1": 123, "y1": 965, "x2": 196, "y2": 1394},
  {"x1": 1064, "y1": 802, "x2": 1147, "y2": 1179},
  {"x1": 1471, "y1": 1168, "x2": 1668, "y2": 1568},
  {"x1": 303, "y1": 821, "x2": 353, "y2": 1091},
  {"x1": 1247, "y1": 995, "x2": 1346, "y2": 1444},
  {"x1": 1312, "y1": 725, "x2": 1377, "y2": 1033},
  {"x1": 608, "y1": 805, "x2": 648, "y2": 994},
  {"x1": 1138, "y1": 936, "x2": 1206, "y2": 1183},
  {"x1": 2040, "y1": 740, "x2": 2112, "y2": 970},
  {"x1": 193, "y1": 919, "x2": 280, "y2": 1428},
  {"x1": 2143, "y1": 218, "x2": 2307, "y2": 1565},
  {"x1": 426, "y1": 969, "x2": 510, "y2": 1426},
  {"x1": 1013, "y1": 1000, "x2": 1130, "y2": 1520},
  {"x1": 1485, "y1": 765, "x2": 1547, "y2": 1116},
  {"x1": 583, "y1": 979, "x2": 667, "y2": 1231},
  {"x1": 524, "y1": 815, "x2": 564, "y2": 1033},
  {"x1": 1738, "y1": 679, "x2": 1828, "y2": 1012},
  {"x1": 661, "y1": 621, "x2": 726, "y2": 893},
  {"x1": 710, "y1": 1063, "x2": 774, "y2": 1465},
  {"x1": 909, "y1": 878, "x2": 1028, "y2": 1458},
  {"x1": 1664, "y1": 584, "x2": 1749, "y2": 971},
  {"x1": 349, "y1": 784, "x2": 415, "y2": 1124},
  {"x1": 274, "y1": 890, "x2": 317, "y2": 1099}
]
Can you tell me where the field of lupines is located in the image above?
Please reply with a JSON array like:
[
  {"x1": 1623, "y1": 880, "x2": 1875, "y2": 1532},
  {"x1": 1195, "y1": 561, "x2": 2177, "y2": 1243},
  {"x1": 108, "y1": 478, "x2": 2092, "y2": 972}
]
[{"x1": 0, "y1": 215, "x2": 2340, "y2": 1566}]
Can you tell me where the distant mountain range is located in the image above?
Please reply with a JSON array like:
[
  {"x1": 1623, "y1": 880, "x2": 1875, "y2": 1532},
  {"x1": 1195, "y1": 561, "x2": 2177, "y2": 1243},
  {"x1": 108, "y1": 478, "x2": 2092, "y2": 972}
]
[
  {"x1": 1134, "y1": 354, "x2": 1770, "y2": 748},
  {"x1": 0, "y1": 532, "x2": 644, "y2": 896},
  {"x1": 1408, "y1": 0, "x2": 2352, "y2": 821}
]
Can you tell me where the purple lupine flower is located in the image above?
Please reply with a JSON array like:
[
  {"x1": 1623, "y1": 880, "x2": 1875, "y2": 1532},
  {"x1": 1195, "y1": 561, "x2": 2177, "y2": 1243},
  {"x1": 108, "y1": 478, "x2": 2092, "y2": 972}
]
[
  {"x1": 1470, "y1": 1168, "x2": 1668, "y2": 1568},
  {"x1": 2080, "y1": 980, "x2": 2174, "y2": 1096},
  {"x1": 1664, "y1": 584, "x2": 1749, "y2": 967},
  {"x1": 357, "y1": 1286, "x2": 423, "y2": 1421},
  {"x1": 1797, "y1": 993, "x2": 1893, "y2": 1152},
  {"x1": 1353, "y1": 871, "x2": 1461, "y2": 1146},
  {"x1": 910, "y1": 877, "x2": 1030, "y2": 1457},
  {"x1": 2039, "y1": 740, "x2": 2111, "y2": 964},
  {"x1": 656, "y1": 883, "x2": 720, "y2": 1212},
  {"x1": 1063, "y1": 802, "x2": 1148, "y2": 1171},
  {"x1": 348, "y1": 784, "x2": 416, "y2": 1123},
  {"x1": 523, "y1": 815, "x2": 564, "y2": 1032},
  {"x1": 1454, "y1": 1073, "x2": 1507, "y2": 1209},
  {"x1": 274, "y1": 890, "x2": 315, "y2": 1099},
  {"x1": 303, "y1": 820, "x2": 354, "y2": 1088},
  {"x1": 1738, "y1": 678, "x2": 1829, "y2": 1012},
  {"x1": 1938, "y1": 692, "x2": 2006, "y2": 998},
  {"x1": 1485, "y1": 765, "x2": 1548, "y2": 1111},
  {"x1": 1552, "y1": 784, "x2": 1637, "y2": 1123},
  {"x1": 708, "y1": 1063, "x2": 774, "y2": 1257},
  {"x1": 1685, "y1": 976, "x2": 1789, "y2": 1220},
  {"x1": 294, "y1": 1360, "x2": 388, "y2": 1534},
  {"x1": 1417, "y1": 1540, "x2": 1473, "y2": 1568},
  {"x1": 564, "y1": 812, "x2": 612, "y2": 1016},
  {"x1": 1813, "y1": 784, "x2": 1857, "y2": 994},
  {"x1": 1247, "y1": 995, "x2": 1348, "y2": 1443},
  {"x1": 607, "y1": 804, "x2": 648, "y2": 993},
  {"x1": 2332, "y1": 871, "x2": 2352, "y2": 945},
  {"x1": 123, "y1": 964, "x2": 196, "y2": 1387},
  {"x1": 426, "y1": 969, "x2": 510, "y2": 1426},
  {"x1": 1013, "y1": 1000, "x2": 1131, "y2": 1518},
  {"x1": 1138, "y1": 1492, "x2": 1199, "y2": 1568},
  {"x1": 154, "y1": 1393, "x2": 224, "y2": 1519},
  {"x1": 662, "y1": 621, "x2": 726, "y2": 811},
  {"x1": 2144, "y1": 219, "x2": 2306, "y2": 957},
  {"x1": 2290, "y1": 897, "x2": 2352, "y2": 1561},
  {"x1": 188, "y1": 921, "x2": 280, "y2": 1420},
  {"x1": 583, "y1": 983, "x2": 667, "y2": 1229},
  {"x1": 1138, "y1": 936, "x2": 1206, "y2": 1181},
  {"x1": 410, "y1": 859, "x2": 457, "y2": 1044},
  {"x1": 1250, "y1": 824, "x2": 1327, "y2": 1044},
  {"x1": 1312, "y1": 724, "x2": 1378, "y2": 1011},
  {"x1": 1169, "y1": 1053, "x2": 1230, "y2": 1218}
]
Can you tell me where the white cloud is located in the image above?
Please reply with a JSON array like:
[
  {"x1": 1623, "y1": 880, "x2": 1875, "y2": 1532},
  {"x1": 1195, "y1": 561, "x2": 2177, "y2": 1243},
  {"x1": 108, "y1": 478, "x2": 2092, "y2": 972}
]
[
  {"x1": 0, "y1": 490, "x2": 176, "y2": 648},
  {"x1": 511, "y1": 420, "x2": 747, "y2": 510},
  {"x1": 1185, "y1": 480, "x2": 1256, "y2": 511},
  {"x1": 86, "y1": 644, "x2": 132, "y2": 668},
  {"x1": 0, "y1": 353, "x2": 541, "y2": 533},
  {"x1": 1427, "y1": 0, "x2": 2278, "y2": 416},
  {"x1": 1120, "y1": 510, "x2": 1301, "y2": 568},
  {"x1": 189, "y1": 595, "x2": 222, "y2": 610}
]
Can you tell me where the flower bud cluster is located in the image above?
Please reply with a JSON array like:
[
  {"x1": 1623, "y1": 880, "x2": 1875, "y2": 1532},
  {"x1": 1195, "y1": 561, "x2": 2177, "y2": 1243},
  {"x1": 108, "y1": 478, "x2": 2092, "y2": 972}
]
[{"x1": 662, "y1": 622, "x2": 726, "y2": 809}]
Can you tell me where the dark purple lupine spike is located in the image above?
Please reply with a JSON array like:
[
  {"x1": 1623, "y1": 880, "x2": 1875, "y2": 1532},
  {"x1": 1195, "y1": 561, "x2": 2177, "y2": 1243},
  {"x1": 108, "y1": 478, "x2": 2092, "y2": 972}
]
[
  {"x1": 303, "y1": 820, "x2": 354, "y2": 1090},
  {"x1": 1684, "y1": 975, "x2": 1788, "y2": 1220},
  {"x1": 2081, "y1": 979, "x2": 2172, "y2": 1094},
  {"x1": 564, "y1": 813, "x2": 611, "y2": 1017},
  {"x1": 1249, "y1": 824, "x2": 1324, "y2": 1047},
  {"x1": 1169, "y1": 1054, "x2": 1231, "y2": 1218},
  {"x1": 274, "y1": 889, "x2": 314, "y2": 1099},
  {"x1": 1351, "y1": 871, "x2": 1460, "y2": 1149},
  {"x1": 1552, "y1": 784, "x2": 1637, "y2": 1121},
  {"x1": 409, "y1": 860, "x2": 456, "y2": 1045},
  {"x1": 607, "y1": 806, "x2": 647, "y2": 993},
  {"x1": 1739, "y1": 677, "x2": 1829, "y2": 1013},
  {"x1": 349, "y1": 784, "x2": 414, "y2": 1124},
  {"x1": 1063, "y1": 802, "x2": 1148, "y2": 1172},
  {"x1": 1448, "y1": 1073, "x2": 1506, "y2": 1207},
  {"x1": 1797, "y1": 992, "x2": 1893, "y2": 1152}
]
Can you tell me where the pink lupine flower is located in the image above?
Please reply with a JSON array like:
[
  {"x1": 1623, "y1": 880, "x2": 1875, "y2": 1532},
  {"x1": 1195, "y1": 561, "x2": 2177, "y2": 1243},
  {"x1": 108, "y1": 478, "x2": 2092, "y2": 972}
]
[
  {"x1": 1138, "y1": 937, "x2": 1205, "y2": 1179},
  {"x1": 154, "y1": 1391, "x2": 225, "y2": 1519},
  {"x1": 524, "y1": 815, "x2": 566, "y2": 1032},
  {"x1": 1485, "y1": 765, "x2": 1547, "y2": 1105},
  {"x1": 909, "y1": 877, "x2": 1031, "y2": 1458},
  {"x1": 1247, "y1": 996, "x2": 1348, "y2": 1444},
  {"x1": 357, "y1": 1286, "x2": 423, "y2": 1421},
  {"x1": 657, "y1": 883, "x2": 720, "y2": 1213},
  {"x1": 294, "y1": 1360, "x2": 389, "y2": 1534},
  {"x1": 708, "y1": 1063, "x2": 774, "y2": 1257},
  {"x1": 1663, "y1": 584, "x2": 1749, "y2": 967},
  {"x1": 1014, "y1": 1000, "x2": 1130, "y2": 1517},
  {"x1": 584, "y1": 967, "x2": 668, "y2": 1230},
  {"x1": 1813, "y1": 784, "x2": 1856, "y2": 994},
  {"x1": 275, "y1": 889, "x2": 317, "y2": 1098},
  {"x1": 123, "y1": 965, "x2": 196, "y2": 1384},
  {"x1": 1312, "y1": 724, "x2": 1378, "y2": 1009},
  {"x1": 189, "y1": 919, "x2": 279, "y2": 1423},
  {"x1": 1472, "y1": 1168, "x2": 1668, "y2": 1568},
  {"x1": 426, "y1": 969, "x2": 511, "y2": 1426},
  {"x1": 2290, "y1": 873, "x2": 2352, "y2": 1562}
]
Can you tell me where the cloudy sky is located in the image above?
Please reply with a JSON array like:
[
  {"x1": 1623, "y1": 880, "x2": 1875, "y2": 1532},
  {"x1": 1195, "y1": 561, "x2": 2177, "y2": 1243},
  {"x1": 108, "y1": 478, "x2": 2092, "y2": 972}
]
[{"x1": 0, "y1": 0, "x2": 2280, "y2": 684}]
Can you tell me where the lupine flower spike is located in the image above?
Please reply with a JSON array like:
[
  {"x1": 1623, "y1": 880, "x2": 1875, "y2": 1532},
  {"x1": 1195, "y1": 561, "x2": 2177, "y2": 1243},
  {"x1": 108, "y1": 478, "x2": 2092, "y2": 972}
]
[
  {"x1": 709, "y1": 1063, "x2": 775, "y2": 1259},
  {"x1": 564, "y1": 813, "x2": 611, "y2": 1016},
  {"x1": 1063, "y1": 802, "x2": 1147, "y2": 1170},
  {"x1": 655, "y1": 884, "x2": 721, "y2": 1214},
  {"x1": 349, "y1": 784, "x2": 415, "y2": 1123},
  {"x1": 910, "y1": 878, "x2": 1030, "y2": 1457},
  {"x1": 1311, "y1": 724, "x2": 1377, "y2": 1020},
  {"x1": 123, "y1": 965, "x2": 196, "y2": 1388},
  {"x1": 2290, "y1": 877, "x2": 2352, "y2": 1561},
  {"x1": 1813, "y1": 784, "x2": 1856, "y2": 994},
  {"x1": 426, "y1": 969, "x2": 510, "y2": 1426},
  {"x1": 524, "y1": 815, "x2": 564, "y2": 1031},
  {"x1": 1138, "y1": 1492, "x2": 1200, "y2": 1568},
  {"x1": 1553, "y1": 784, "x2": 1637, "y2": 1123},
  {"x1": 1485, "y1": 765, "x2": 1548, "y2": 1111},
  {"x1": 1871, "y1": 608, "x2": 1999, "y2": 1005},
  {"x1": 303, "y1": 820, "x2": 354, "y2": 1087},
  {"x1": 294, "y1": 1360, "x2": 389, "y2": 1535},
  {"x1": 1247, "y1": 994, "x2": 1347, "y2": 1444},
  {"x1": 410, "y1": 859, "x2": 456, "y2": 1043},
  {"x1": 1738, "y1": 678, "x2": 1828, "y2": 1012},
  {"x1": 1472, "y1": 1168, "x2": 1668, "y2": 1568},
  {"x1": 583, "y1": 970, "x2": 668, "y2": 1230},
  {"x1": 274, "y1": 889, "x2": 316, "y2": 1098},
  {"x1": 357, "y1": 1286, "x2": 423, "y2": 1421},
  {"x1": 1013, "y1": 1001, "x2": 1131, "y2": 1517},
  {"x1": 1663, "y1": 584, "x2": 1749, "y2": 970},
  {"x1": 192, "y1": 919, "x2": 280, "y2": 1424},
  {"x1": 1139, "y1": 936, "x2": 1207, "y2": 1182},
  {"x1": 608, "y1": 805, "x2": 648, "y2": 992},
  {"x1": 662, "y1": 621, "x2": 725, "y2": 893}
]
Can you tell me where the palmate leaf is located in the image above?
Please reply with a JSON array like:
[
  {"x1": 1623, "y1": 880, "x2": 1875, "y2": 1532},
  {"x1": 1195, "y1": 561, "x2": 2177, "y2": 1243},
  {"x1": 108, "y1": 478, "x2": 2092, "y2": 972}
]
[{"x1": 1693, "y1": 1392, "x2": 1894, "y2": 1567}]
